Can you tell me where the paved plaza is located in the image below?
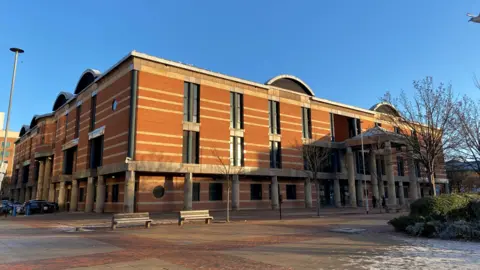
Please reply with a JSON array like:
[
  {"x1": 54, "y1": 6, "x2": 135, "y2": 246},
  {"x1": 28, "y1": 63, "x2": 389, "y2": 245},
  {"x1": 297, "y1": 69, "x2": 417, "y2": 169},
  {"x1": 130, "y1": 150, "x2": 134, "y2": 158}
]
[{"x1": 0, "y1": 209, "x2": 479, "y2": 269}]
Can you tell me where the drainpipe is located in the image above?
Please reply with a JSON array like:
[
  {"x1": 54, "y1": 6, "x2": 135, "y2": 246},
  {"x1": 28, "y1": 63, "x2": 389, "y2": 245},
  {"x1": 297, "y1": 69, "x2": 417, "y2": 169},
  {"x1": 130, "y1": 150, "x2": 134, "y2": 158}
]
[{"x1": 128, "y1": 69, "x2": 138, "y2": 159}]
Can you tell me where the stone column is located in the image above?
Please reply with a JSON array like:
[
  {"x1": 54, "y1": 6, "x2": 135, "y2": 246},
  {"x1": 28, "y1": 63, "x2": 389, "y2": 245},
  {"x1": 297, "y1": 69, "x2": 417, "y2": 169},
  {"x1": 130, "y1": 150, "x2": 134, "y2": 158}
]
[
  {"x1": 95, "y1": 176, "x2": 105, "y2": 213},
  {"x1": 70, "y1": 179, "x2": 78, "y2": 212},
  {"x1": 183, "y1": 173, "x2": 193, "y2": 211},
  {"x1": 14, "y1": 189, "x2": 19, "y2": 202},
  {"x1": 35, "y1": 160, "x2": 45, "y2": 200},
  {"x1": 232, "y1": 174, "x2": 240, "y2": 211},
  {"x1": 398, "y1": 181, "x2": 405, "y2": 206},
  {"x1": 31, "y1": 186, "x2": 37, "y2": 200},
  {"x1": 42, "y1": 158, "x2": 52, "y2": 201},
  {"x1": 85, "y1": 177, "x2": 95, "y2": 212},
  {"x1": 346, "y1": 147, "x2": 357, "y2": 208},
  {"x1": 304, "y1": 178, "x2": 312, "y2": 208},
  {"x1": 271, "y1": 176, "x2": 279, "y2": 210},
  {"x1": 356, "y1": 180, "x2": 363, "y2": 207},
  {"x1": 124, "y1": 170, "x2": 136, "y2": 213},
  {"x1": 369, "y1": 150, "x2": 379, "y2": 200},
  {"x1": 333, "y1": 178, "x2": 341, "y2": 207},
  {"x1": 25, "y1": 188, "x2": 31, "y2": 203},
  {"x1": 58, "y1": 181, "x2": 66, "y2": 211},
  {"x1": 19, "y1": 187, "x2": 26, "y2": 203},
  {"x1": 385, "y1": 141, "x2": 396, "y2": 206},
  {"x1": 48, "y1": 183, "x2": 55, "y2": 202},
  {"x1": 406, "y1": 146, "x2": 418, "y2": 202}
]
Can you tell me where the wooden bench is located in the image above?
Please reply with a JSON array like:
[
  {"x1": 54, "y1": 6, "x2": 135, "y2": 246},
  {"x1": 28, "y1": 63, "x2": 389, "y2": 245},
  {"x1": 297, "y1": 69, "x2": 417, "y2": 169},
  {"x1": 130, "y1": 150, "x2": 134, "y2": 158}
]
[
  {"x1": 111, "y1": 212, "x2": 152, "y2": 230},
  {"x1": 178, "y1": 210, "x2": 213, "y2": 226}
]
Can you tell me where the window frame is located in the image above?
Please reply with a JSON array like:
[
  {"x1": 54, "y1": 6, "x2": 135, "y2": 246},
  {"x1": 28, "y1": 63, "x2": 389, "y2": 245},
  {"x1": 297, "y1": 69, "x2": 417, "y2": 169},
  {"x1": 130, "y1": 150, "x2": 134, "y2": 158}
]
[
  {"x1": 183, "y1": 82, "x2": 200, "y2": 123},
  {"x1": 192, "y1": 182, "x2": 200, "y2": 201},
  {"x1": 286, "y1": 184, "x2": 297, "y2": 200},
  {"x1": 270, "y1": 141, "x2": 282, "y2": 169},
  {"x1": 182, "y1": 131, "x2": 199, "y2": 164},
  {"x1": 301, "y1": 107, "x2": 312, "y2": 139},
  {"x1": 112, "y1": 184, "x2": 119, "y2": 203},
  {"x1": 230, "y1": 92, "x2": 244, "y2": 129},
  {"x1": 250, "y1": 184, "x2": 262, "y2": 200},
  {"x1": 269, "y1": 100, "x2": 280, "y2": 134},
  {"x1": 209, "y1": 183, "x2": 223, "y2": 201}
]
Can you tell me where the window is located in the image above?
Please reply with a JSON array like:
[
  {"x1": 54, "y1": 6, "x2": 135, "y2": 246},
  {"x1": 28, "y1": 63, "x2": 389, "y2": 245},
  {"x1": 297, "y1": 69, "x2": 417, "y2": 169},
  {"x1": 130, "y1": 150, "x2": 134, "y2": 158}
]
[
  {"x1": 63, "y1": 147, "x2": 76, "y2": 174},
  {"x1": 193, "y1": 183, "x2": 200, "y2": 201},
  {"x1": 79, "y1": 188, "x2": 85, "y2": 202},
  {"x1": 64, "y1": 113, "x2": 69, "y2": 140},
  {"x1": 230, "y1": 92, "x2": 243, "y2": 129},
  {"x1": 270, "y1": 141, "x2": 282, "y2": 168},
  {"x1": 22, "y1": 165, "x2": 29, "y2": 183},
  {"x1": 375, "y1": 122, "x2": 382, "y2": 127},
  {"x1": 286, "y1": 185, "x2": 297, "y2": 200},
  {"x1": 394, "y1": 126, "x2": 400, "y2": 134},
  {"x1": 112, "y1": 184, "x2": 119, "y2": 202},
  {"x1": 348, "y1": 118, "x2": 358, "y2": 138},
  {"x1": 182, "y1": 131, "x2": 199, "y2": 164},
  {"x1": 230, "y1": 136, "x2": 244, "y2": 166},
  {"x1": 301, "y1": 107, "x2": 312, "y2": 139},
  {"x1": 0, "y1": 151, "x2": 9, "y2": 157},
  {"x1": 269, "y1": 100, "x2": 280, "y2": 134},
  {"x1": 75, "y1": 105, "x2": 81, "y2": 138},
  {"x1": 330, "y1": 113, "x2": 335, "y2": 142},
  {"x1": 376, "y1": 158, "x2": 386, "y2": 175},
  {"x1": 355, "y1": 151, "x2": 369, "y2": 174},
  {"x1": 1, "y1": 142, "x2": 11, "y2": 148},
  {"x1": 105, "y1": 185, "x2": 109, "y2": 202},
  {"x1": 250, "y1": 184, "x2": 262, "y2": 200},
  {"x1": 111, "y1": 100, "x2": 117, "y2": 111},
  {"x1": 209, "y1": 183, "x2": 222, "y2": 201},
  {"x1": 89, "y1": 136, "x2": 103, "y2": 169},
  {"x1": 415, "y1": 160, "x2": 421, "y2": 177},
  {"x1": 183, "y1": 82, "x2": 200, "y2": 123},
  {"x1": 397, "y1": 156, "x2": 405, "y2": 176},
  {"x1": 90, "y1": 95, "x2": 97, "y2": 132}
]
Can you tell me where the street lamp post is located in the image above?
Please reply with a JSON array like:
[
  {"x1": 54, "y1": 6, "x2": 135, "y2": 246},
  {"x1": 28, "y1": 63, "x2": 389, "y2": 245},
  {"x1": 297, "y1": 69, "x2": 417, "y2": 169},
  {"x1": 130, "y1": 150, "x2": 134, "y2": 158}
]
[
  {"x1": 0, "y1": 48, "x2": 24, "y2": 193},
  {"x1": 360, "y1": 126, "x2": 369, "y2": 214}
]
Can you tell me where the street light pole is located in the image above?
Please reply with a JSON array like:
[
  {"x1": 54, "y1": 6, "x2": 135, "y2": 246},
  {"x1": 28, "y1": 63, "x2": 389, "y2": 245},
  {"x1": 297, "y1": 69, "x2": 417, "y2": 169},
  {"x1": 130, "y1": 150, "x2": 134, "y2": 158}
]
[
  {"x1": 360, "y1": 127, "x2": 369, "y2": 214},
  {"x1": 0, "y1": 48, "x2": 24, "y2": 192}
]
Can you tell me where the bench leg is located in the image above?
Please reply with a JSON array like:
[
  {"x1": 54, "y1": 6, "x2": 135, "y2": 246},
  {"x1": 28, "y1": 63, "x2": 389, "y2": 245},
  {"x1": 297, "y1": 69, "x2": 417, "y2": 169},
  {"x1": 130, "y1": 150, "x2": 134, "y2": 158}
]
[
  {"x1": 205, "y1": 218, "x2": 211, "y2": 225},
  {"x1": 178, "y1": 220, "x2": 183, "y2": 226},
  {"x1": 145, "y1": 221, "x2": 151, "y2": 229},
  {"x1": 111, "y1": 224, "x2": 116, "y2": 230}
]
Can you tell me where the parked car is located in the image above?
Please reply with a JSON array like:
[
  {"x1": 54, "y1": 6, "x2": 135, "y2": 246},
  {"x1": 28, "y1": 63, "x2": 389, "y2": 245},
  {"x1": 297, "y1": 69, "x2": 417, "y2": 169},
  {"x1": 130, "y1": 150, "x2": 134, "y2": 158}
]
[{"x1": 23, "y1": 200, "x2": 56, "y2": 214}]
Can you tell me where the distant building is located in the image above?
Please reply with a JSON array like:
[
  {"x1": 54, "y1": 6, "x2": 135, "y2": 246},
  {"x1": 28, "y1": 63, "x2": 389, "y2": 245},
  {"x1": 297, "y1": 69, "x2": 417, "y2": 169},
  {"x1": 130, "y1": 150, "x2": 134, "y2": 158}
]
[
  {"x1": 10, "y1": 51, "x2": 449, "y2": 212},
  {"x1": 0, "y1": 112, "x2": 20, "y2": 196},
  {"x1": 446, "y1": 160, "x2": 480, "y2": 193}
]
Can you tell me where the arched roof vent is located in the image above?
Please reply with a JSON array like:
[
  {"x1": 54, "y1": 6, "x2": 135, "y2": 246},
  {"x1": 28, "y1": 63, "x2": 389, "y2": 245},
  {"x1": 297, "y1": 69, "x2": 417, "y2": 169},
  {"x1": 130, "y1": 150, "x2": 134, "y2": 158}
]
[
  {"x1": 266, "y1": 74, "x2": 314, "y2": 96},
  {"x1": 52, "y1": 91, "x2": 74, "y2": 111},
  {"x1": 19, "y1": 125, "x2": 30, "y2": 137},
  {"x1": 370, "y1": 102, "x2": 401, "y2": 117},
  {"x1": 74, "y1": 69, "x2": 101, "y2": 94}
]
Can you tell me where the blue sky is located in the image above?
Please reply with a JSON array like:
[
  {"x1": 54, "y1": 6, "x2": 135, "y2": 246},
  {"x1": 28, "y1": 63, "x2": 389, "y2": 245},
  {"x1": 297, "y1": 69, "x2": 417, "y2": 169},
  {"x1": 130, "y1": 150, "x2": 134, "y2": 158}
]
[{"x1": 1, "y1": 0, "x2": 480, "y2": 131}]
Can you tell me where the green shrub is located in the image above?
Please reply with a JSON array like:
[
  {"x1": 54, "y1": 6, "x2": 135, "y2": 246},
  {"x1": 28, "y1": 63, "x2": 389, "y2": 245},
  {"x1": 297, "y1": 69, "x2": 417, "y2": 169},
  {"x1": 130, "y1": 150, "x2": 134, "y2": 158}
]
[
  {"x1": 468, "y1": 200, "x2": 480, "y2": 221},
  {"x1": 409, "y1": 194, "x2": 477, "y2": 219},
  {"x1": 388, "y1": 215, "x2": 418, "y2": 232}
]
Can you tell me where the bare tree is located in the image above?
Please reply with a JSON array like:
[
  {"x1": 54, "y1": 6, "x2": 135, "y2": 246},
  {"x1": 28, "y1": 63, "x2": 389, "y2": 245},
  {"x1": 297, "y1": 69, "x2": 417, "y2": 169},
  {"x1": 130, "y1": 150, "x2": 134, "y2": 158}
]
[
  {"x1": 382, "y1": 76, "x2": 460, "y2": 196},
  {"x1": 455, "y1": 94, "x2": 480, "y2": 177},
  {"x1": 211, "y1": 147, "x2": 244, "y2": 223},
  {"x1": 299, "y1": 140, "x2": 331, "y2": 216}
]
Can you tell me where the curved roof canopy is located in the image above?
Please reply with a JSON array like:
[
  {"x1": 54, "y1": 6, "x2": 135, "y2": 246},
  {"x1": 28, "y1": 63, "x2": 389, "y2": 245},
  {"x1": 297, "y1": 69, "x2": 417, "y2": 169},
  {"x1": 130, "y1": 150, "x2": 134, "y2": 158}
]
[
  {"x1": 266, "y1": 75, "x2": 314, "y2": 96},
  {"x1": 29, "y1": 115, "x2": 39, "y2": 129},
  {"x1": 19, "y1": 125, "x2": 29, "y2": 137},
  {"x1": 52, "y1": 92, "x2": 74, "y2": 111},
  {"x1": 74, "y1": 69, "x2": 101, "y2": 94},
  {"x1": 370, "y1": 102, "x2": 401, "y2": 117}
]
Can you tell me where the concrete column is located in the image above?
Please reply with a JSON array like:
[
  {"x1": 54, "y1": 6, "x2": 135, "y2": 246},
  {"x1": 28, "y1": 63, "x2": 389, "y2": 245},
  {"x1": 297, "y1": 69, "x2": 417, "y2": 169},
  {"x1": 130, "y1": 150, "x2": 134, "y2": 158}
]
[
  {"x1": 58, "y1": 181, "x2": 66, "y2": 211},
  {"x1": 95, "y1": 176, "x2": 105, "y2": 213},
  {"x1": 183, "y1": 173, "x2": 193, "y2": 211},
  {"x1": 35, "y1": 160, "x2": 45, "y2": 200},
  {"x1": 85, "y1": 177, "x2": 95, "y2": 212},
  {"x1": 19, "y1": 188, "x2": 26, "y2": 203},
  {"x1": 304, "y1": 178, "x2": 312, "y2": 208},
  {"x1": 70, "y1": 179, "x2": 78, "y2": 212},
  {"x1": 42, "y1": 158, "x2": 52, "y2": 201},
  {"x1": 356, "y1": 180, "x2": 363, "y2": 207},
  {"x1": 232, "y1": 174, "x2": 240, "y2": 211},
  {"x1": 271, "y1": 176, "x2": 279, "y2": 210},
  {"x1": 346, "y1": 147, "x2": 357, "y2": 208},
  {"x1": 406, "y1": 146, "x2": 418, "y2": 202},
  {"x1": 385, "y1": 141, "x2": 396, "y2": 206},
  {"x1": 445, "y1": 182, "x2": 450, "y2": 194},
  {"x1": 333, "y1": 178, "x2": 341, "y2": 207},
  {"x1": 124, "y1": 170, "x2": 136, "y2": 213},
  {"x1": 14, "y1": 189, "x2": 19, "y2": 202},
  {"x1": 369, "y1": 150, "x2": 379, "y2": 200},
  {"x1": 398, "y1": 181, "x2": 405, "y2": 206},
  {"x1": 48, "y1": 183, "x2": 55, "y2": 202},
  {"x1": 24, "y1": 188, "x2": 31, "y2": 203}
]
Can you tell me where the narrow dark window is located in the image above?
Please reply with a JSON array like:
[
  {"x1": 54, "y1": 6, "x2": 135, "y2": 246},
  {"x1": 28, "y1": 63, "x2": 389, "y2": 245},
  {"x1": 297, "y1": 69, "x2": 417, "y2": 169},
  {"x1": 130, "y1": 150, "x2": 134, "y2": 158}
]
[
  {"x1": 397, "y1": 156, "x2": 405, "y2": 176},
  {"x1": 286, "y1": 185, "x2": 297, "y2": 200},
  {"x1": 183, "y1": 82, "x2": 200, "y2": 123},
  {"x1": 330, "y1": 113, "x2": 335, "y2": 142},
  {"x1": 90, "y1": 95, "x2": 97, "y2": 132},
  {"x1": 193, "y1": 183, "x2": 200, "y2": 201},
  {"x1": 302, "y1": 107, "x2": 312, "y2": 139},
  {"x1": 182, "y1": 131, "x2": 199, "y2": 164},
  {"x1": 269, "y1": 100, "x2": 280, "y2": 134},
  {"x1": 112, "y1": 184, "x2": 119, "y2": 202},
  {"x1": 356, "y1": 119, "x2": 362, "y2": 135},
  {"x1": 394, "y1": 126, "x2": 400, "y2": 134},
  {"x1": 63, "y1": 147, "x2": 76, "y2": 174},
  {"x1": 375, "y1": 122, "x2": 382, "y2": 127},
  {"x1": 209, "y1": 183, "x2": 223, "y2": 201},
  {"x1": 105, "y1": 185, "x2": 109, "y2": 202},
  {"x1": 230, "y1": 136, "x2": 244, "y2": 166},
  {"x1": 230, "y1": 92, "x2": 244, "y2": 129},
  {"x1": 89, "y1": 136, "x2": 104, "y2": 169},
  {"x1": 64, "y1": 113, "x2": 69, "y2": 140},
  {"x1": 75, "y1": 105, "x2": 81, "y2": 138},
  {"x1": 270, "y1": 141, "x2": 282, "y2": 168},
  {"x1": 79, "y1": 188, "x2": 85, "y2": 202},
  {"x1": 415, "y1": 160, "x2": 421, "y2": 177},
  {"x1": 250, "y1": 184, "x2": 262, "y2": 200}
]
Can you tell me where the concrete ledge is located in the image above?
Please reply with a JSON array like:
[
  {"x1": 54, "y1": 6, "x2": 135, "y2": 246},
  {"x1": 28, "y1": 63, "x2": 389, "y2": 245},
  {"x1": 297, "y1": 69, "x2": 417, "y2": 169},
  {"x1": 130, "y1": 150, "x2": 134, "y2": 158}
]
[
  {"x1": 73, "y1": 169, "x2": 97, "y2": 180},
  {"x1": 34, "y1": 151, "x2": 54, "y2": 159}
]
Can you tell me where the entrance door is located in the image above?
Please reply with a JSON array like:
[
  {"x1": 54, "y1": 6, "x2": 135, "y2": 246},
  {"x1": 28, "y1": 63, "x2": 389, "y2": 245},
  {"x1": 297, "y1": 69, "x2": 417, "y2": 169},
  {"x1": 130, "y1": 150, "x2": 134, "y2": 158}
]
[{"x1": 66, "y1": 188, "x2": 71, "y2": 212}]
